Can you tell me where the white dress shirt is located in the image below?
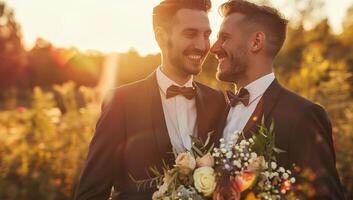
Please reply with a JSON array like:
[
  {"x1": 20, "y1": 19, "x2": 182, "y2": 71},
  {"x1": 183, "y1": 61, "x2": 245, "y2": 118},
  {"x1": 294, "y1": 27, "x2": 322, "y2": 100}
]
[
  {"x1": 156, "y1": 67, "x2": 197, "y2": 153},
  {"x1": 223, "y1": 73, "x2": 275, "y2": 144}
]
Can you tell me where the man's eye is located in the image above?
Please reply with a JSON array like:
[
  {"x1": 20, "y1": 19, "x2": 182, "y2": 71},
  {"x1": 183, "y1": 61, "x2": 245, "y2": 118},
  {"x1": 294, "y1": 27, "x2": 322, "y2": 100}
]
[
  {"x1": 184, "y1": 33, "x2": 196, "y2": 38},
  {"x1": 220, "y1": 36, "x2": 228, "y2": 41}
]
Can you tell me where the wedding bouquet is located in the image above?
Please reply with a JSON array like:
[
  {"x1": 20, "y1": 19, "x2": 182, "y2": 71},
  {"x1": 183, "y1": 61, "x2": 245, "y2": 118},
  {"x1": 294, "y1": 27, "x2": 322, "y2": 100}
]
[
  {"x1": 211, "y1": 121, "x2": 296, "y2": 200},
  {"x1": 132, "y1": 120, "x2": 298, "y2": 200}
]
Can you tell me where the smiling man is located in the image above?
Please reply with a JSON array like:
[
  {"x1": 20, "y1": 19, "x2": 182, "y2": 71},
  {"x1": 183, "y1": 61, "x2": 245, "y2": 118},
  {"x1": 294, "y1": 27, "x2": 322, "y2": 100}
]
[
  {"x1": 212, "y1": 0, "x2": 344, "y2": 199},
  {"x1": 74, "y1": 0, "x2": 226, "y2": 199}
]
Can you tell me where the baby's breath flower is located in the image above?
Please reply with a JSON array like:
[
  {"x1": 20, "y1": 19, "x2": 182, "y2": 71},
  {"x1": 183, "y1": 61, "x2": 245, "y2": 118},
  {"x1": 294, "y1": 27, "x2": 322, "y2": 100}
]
[
  {"x1": 271, "y1": 162, "x2": 277, "y2": 170},
  {"x1": 226, "y1": 152, "x2": 233, "y2": 158},
  {"x1": 290, "y1": 177, "x2": 296, "y2": 183},
  {"x1": 282, "y1": 173, "x2": 289, "y2": 179},
  {"x1": 225, "y1": 164, "x2": 230, "y2": 170},
  {"x1": 221, "y1": 148, "x2": 227, "y2": 153},
  {"x1": 233, "y1": 160, "x2": 241, "y2": 168},
  {"x1": 251, "y1": 152, "x2": 257, "y2": 158}
]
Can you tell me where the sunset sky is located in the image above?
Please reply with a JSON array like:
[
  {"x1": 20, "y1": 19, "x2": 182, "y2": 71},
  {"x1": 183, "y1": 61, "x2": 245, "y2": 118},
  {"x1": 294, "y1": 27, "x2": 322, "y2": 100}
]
[{"x1": 5, "y1": 0, "x2": 353, "y2": 55}]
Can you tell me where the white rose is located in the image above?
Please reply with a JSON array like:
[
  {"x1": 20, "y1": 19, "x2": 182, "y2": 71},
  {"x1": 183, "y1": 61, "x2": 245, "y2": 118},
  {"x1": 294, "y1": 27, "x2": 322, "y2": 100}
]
[
  {"x1": 175, "y1": 152, "x2": 196, "y2": 175},
  {"x1": 193, "y1": 167, "x2": 216, "y2": 197}
]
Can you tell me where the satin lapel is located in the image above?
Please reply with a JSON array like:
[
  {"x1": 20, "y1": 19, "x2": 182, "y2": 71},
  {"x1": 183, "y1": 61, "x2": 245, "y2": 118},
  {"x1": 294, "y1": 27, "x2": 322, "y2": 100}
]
[
  {"x1": 243, "y1": 79, "x2": 283, "y2": 137},
  {"x1": 262, "y1": 79, "x2": 283, "y2": 125},
  {"x1": 145, "y1": 72, "x2": 173, "y2": 163},
  {"x1": 194, "y1": 83, "x2": 208, "y2": 143},
  {"x1": 243, "y1": 98, "x2": 264, "y2": 138},
  {"x1": 214, "y1": 104, "x2": 231, "y2": 146}
]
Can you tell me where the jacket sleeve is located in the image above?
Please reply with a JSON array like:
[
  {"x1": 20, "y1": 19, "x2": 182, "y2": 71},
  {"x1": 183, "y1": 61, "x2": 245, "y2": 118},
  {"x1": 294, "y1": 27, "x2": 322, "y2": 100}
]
[
  {"x1": 74, "y1": 90, "x2": 126, "y2": 200},
  {"x1": 289, "y1": 103, "x2": 344, "y2": 200}
]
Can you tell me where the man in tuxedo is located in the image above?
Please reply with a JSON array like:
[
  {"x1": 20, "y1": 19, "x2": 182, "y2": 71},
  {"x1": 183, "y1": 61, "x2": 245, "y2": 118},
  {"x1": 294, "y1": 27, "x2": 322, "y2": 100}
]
[
  {"x1": 211, "y1": 0, "x2": 344, "y2": 199},
  {"x1": 74, "y1": 0, "x2": 226, "y2": 199}
]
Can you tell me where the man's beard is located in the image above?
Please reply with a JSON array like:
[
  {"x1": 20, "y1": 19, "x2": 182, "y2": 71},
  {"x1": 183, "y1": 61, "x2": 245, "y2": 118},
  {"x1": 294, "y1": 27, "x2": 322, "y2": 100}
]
[
  {"x1": 217, "y1": 48, "x2": 248, "y2": 83},
  {"x1": 167, "y1": 39, "x2": 204, "y2": 76}
]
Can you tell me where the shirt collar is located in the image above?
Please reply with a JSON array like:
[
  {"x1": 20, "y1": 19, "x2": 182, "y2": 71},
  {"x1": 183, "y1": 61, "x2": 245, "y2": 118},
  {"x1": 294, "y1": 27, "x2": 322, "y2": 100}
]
[
  {"x1": 156, "y1": 66, "x2": 194, "y2": 95},
  {"x1": 239, "y1": 72, "x2": 275, "y2": 105}
]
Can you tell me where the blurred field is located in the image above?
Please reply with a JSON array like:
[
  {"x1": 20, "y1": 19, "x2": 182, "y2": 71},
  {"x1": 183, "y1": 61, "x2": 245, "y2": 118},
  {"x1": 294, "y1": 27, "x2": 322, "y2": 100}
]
[{"x1": 0, "y1": 1, "x2": 353, "y2": 199}]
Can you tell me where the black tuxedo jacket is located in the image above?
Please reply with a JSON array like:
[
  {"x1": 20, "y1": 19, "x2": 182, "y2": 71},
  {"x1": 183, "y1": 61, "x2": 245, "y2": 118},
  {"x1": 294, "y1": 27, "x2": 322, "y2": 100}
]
[
  {"x1": 75, "y1": 72, "x2": 226, "y2": 200},
  {"x1": 216, "y1": 79, "x2": 345, "y2": 200}
]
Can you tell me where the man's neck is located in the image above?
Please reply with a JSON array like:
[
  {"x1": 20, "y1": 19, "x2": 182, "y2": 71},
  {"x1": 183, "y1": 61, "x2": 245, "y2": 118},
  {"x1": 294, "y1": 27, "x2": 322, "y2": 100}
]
[
  {"x1": 235, "y1": 70, "x2": 273, "y2": 89},
  {"x1": 160, "y1": 65, "x2": 192, "y2": 86}
]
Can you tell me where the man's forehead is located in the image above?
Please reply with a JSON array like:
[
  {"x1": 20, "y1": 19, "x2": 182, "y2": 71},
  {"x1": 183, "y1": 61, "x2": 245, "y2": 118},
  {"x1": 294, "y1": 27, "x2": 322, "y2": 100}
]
[
  {"x1": 174, "y1": 8, "x2": 210, "y2": 28},
  {"x1": 221, "y1": 13, "x2": 246, "y2": 30}
]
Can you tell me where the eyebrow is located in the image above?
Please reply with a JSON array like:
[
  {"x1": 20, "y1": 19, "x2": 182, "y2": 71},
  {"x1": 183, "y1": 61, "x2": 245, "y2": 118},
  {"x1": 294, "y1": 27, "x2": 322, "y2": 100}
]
[
  {"x1": 182, "y1": 28, "x2": 212, "y2": 34},
  {"x1": 217, "y1": 32, "x2": 231, "y2": 38}
]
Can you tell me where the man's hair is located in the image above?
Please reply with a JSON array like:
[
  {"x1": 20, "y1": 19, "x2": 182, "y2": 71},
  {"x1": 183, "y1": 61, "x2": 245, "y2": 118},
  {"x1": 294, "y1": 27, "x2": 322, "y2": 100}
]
[
  {"x1": 220, "y1": 0, "x2": 288, "y2": 57},
  {"x1": 153, "y1": 0, "x2": 211, "y2": 33}
]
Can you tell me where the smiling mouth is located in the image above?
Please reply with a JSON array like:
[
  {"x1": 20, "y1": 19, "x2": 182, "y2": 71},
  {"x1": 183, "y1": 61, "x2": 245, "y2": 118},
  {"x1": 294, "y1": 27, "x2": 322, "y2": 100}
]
[
  {"x1": 219, "y1": 57, "x2": 226, "y2": 62},
  {"x1": 216, "y1": 54, "x2": 228, "y2": 63},
  {"x1": 186, "y1": 54, "x2": 203, "y2": 64}
]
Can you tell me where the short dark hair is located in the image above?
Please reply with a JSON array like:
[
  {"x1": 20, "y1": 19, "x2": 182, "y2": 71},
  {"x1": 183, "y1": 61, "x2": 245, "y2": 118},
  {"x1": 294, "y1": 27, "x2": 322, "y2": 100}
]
[
  {"x1": 220, "y1": 0, "x2": 288, "y2": 57},
  {"x1": 153, "y1": 0, "x2": 211, "y2": 32}
]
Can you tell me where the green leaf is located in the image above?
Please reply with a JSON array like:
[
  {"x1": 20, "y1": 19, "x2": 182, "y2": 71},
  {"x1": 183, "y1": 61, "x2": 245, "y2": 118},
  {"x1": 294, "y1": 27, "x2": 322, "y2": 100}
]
[
  {"x1": 192, "y1": 146, "x2": 203, "y2": 157},
  {"x1": 273, "y1": 147, "x2": 286, "y2": 154},
  {"x1": 270, "y1": 120, "x2": 275, "y2": 134},
  {"x1": 204, "y1": 131, "x2": 213, "y2": 148},
  {"x1": 207, "y1": 143, "x2": 215, "y2": 154},
  {"x1": 149, "y1": 166, "x2": 162, "y2": 176}
]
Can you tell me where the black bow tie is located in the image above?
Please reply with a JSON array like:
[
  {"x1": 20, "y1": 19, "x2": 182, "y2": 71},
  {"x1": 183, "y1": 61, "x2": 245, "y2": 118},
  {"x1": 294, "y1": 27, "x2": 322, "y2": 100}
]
[
  {"x1": 226, "y1": 88, "x2": 250, "y2": 107},
  {"x1": 166, "y1": 85, "x2": 197, "y2": 100}
]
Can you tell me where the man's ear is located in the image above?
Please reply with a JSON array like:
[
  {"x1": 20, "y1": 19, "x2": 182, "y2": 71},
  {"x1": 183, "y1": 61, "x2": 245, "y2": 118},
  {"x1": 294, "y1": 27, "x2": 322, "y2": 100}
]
[
  {"x1": 154, "y1": 26, "x2": 169, "y2": 48},
  {"x1": 250, "y1": 31, "x2": 265, "y2": 53}
]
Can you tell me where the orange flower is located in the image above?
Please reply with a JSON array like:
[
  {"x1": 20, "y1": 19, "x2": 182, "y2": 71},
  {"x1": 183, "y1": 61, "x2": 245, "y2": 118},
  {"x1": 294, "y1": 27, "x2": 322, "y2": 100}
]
[
  {"x1": 245, "y1": 192, "x2": 261, "y2": 200},
  {"x1": 233, "y1": 172, "x2": 257, "y2": 192}
]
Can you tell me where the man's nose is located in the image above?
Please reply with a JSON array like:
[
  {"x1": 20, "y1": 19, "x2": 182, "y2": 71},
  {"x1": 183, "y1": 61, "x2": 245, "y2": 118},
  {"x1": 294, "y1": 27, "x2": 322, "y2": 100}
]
[
  {"x1": 210, "y1": 39, "x2": 221, "y2": 54},
  {"x1": 194, "y1": 36, "x2": 209, "y2": 52}
]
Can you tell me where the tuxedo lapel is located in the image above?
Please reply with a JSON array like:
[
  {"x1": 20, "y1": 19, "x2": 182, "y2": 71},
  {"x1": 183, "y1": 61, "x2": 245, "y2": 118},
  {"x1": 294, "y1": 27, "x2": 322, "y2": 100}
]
[
  {"x1": 144, "y1": 72, "x2": 173, "y2": 163},
  {"x1": 214, "y1": 104, "x2": 230, "y2": 145},
  {"x1": 243, "y1": 98, "x2": 264, "y2": 138},
  {"x1": 262, "y1": 79, "x2": 283, "y2": 124},
  {"x1": 194, "y1": 83, "x2": 208, "y2": 142},
  {"x1": 243, "y1": 79, "x2": 283, "y2": 137}
]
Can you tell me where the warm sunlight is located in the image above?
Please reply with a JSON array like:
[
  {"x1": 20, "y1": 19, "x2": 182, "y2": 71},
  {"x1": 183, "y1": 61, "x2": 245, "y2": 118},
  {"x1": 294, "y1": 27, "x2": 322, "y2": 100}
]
[
  {"x1": 5, "y1": 0, "x2": 353, "y2": 55},
  {"x1": 1, "y1": 0, "x2": 353, "y2": 199}
]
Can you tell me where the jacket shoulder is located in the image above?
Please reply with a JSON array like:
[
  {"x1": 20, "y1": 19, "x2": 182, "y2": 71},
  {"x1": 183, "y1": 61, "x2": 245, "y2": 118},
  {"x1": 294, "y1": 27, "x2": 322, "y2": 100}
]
[
  {"x1": 278, "y1": 85, "x2": 328, "y2": 119},
  {"x1": 102, "y1": 78, "x2": 149, "y2": 108}
]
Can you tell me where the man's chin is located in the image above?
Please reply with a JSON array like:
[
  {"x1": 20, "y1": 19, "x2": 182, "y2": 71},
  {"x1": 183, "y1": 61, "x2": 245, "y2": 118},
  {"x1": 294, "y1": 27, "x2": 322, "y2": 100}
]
[
  {"x1": 216, "y1": 71, "x2": 234, "y2": 82},
  {"x1": 185, "y1": 64, "x2": 202, "y2": 75}
]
